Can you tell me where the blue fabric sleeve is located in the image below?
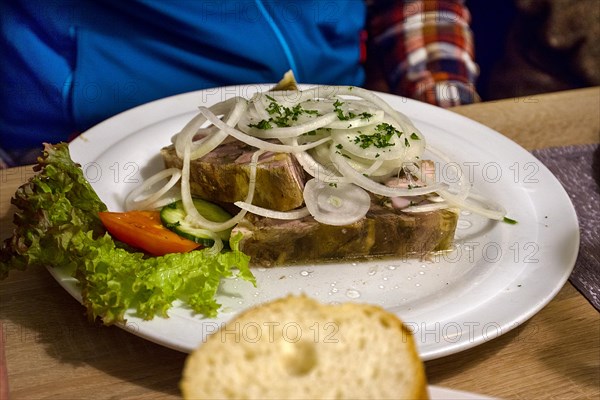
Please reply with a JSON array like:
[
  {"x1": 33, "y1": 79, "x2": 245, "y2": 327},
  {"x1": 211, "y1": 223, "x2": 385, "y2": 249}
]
[{"x1": 1, "y1": 0, "x2": 365, "y2": 155}]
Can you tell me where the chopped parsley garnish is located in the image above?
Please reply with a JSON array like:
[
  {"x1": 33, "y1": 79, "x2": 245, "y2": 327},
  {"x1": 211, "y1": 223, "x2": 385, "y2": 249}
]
[
  {"x1": 351, "y1": 123, "x2": 402, "y2": 149},
  {"x1": 503, "y1": 217, "x2": 518, "y2": 224},
  {"x1": 333, "y1": 100, "x2": 353, "y2": 120},
  {"x1": 248, "y1": 99, "x2": 320, "y2": 129},
  {"x1": 333, "y1": 99, "x2": 374, "y2": 122},
  {"x1": 248, "y1": 119, "x2": 273, "y2": 130},
  {"x1": 410, "y1": 132, "x2": 420, "y2": 140}
]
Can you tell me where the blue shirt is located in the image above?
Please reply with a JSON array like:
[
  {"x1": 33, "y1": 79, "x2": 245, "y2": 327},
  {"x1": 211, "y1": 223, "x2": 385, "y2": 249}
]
[{"x1": 0, "y1": 0, "x2": 365, "y2": 153}]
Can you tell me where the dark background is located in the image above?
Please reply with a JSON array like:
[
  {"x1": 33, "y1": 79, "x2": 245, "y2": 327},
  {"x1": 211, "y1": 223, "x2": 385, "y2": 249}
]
[{"x1": 468, "y1": 0, "x2": 600, "y2": 101}]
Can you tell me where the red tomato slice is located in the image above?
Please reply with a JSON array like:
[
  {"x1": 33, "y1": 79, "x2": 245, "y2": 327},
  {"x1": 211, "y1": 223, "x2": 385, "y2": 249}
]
[{"x1": 98, "y1": 211, "x2": 201, "y2": 256}]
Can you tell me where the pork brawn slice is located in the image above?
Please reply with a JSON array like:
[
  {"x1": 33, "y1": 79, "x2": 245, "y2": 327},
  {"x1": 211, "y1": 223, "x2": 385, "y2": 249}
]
[
  {"x1": 232, "y1": 204, "x2": 458, "y2": 267},
  {"x1": 162, "y1": 139, "x2": 458, "y2": 267},
  {"x1": 161, "y1": 141, "x2": 306, "y2": 211}
]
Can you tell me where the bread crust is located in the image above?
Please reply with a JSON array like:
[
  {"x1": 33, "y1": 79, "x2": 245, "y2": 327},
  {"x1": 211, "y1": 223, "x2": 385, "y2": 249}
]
[{"x1": 180, "y1": 295, "x2": 429, "y2": 399}]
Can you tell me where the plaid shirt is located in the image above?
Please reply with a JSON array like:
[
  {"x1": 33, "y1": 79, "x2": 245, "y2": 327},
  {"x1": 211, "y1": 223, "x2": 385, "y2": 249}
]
[{"x1": 366, "y1": 0, "x2": 479, "y2": 107}]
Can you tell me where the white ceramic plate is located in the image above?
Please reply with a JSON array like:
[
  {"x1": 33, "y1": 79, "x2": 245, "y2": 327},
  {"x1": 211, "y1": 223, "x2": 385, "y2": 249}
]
[
  {"x1": 429, "y1": 386, "x2": 496, "y2": 400},
  {"x1": 58, "y1": 84, "x2": 579, "y2": 361}
]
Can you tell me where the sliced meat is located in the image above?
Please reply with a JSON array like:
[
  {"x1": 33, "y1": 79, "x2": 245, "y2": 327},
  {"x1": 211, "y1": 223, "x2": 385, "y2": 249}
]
[
  {"x1": 161, "y1": 141, "x2": 306, "y2": 211},
  {"x1": 163, "y1": 141, "x2": 458, "y2": 267},
  {"x1": 233, "y1": 203, "x2": 458, "y2": 267}
]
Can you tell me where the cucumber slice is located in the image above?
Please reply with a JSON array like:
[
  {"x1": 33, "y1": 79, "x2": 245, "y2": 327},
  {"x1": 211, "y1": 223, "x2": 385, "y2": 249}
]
[{"x1": 160, "y1": 199, "x2": 232, "y2": 246}]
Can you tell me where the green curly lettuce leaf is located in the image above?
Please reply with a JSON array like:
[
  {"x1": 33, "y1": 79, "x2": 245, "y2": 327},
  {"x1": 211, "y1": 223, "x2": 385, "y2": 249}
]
[{"x1": 0, "y1": 143, "x2": 255, "y2": 323}]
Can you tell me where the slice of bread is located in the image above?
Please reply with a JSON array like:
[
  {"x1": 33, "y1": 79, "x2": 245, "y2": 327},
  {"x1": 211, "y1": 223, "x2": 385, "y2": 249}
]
[{"x1": 180, "y1": 295, "x2": 429, "y2": 399}]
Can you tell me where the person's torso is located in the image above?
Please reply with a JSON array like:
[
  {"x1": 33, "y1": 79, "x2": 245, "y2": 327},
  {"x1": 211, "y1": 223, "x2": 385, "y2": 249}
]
[{"x1": 1, "y1": 0, "x2": 365, "y2": 151}]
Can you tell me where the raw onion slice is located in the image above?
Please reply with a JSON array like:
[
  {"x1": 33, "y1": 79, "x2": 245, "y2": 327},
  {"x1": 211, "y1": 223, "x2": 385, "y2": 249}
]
[
  {"x1": 303, "y1": 178, "x2": 371, "y2": 226},
  {"x1": 330, "y1": 127, "x2": 406, "y2": 162},
  {"x1": 333, "y1": 86, "x2": 421, "y2": 134},
  {"x1": 180, "y1": 144, "x2": 264, "y2": 255},
  {"x1": 234, "y1": 202, "x2": 310, "y2": 220},
  {"x1": 338, "y1": 156, "x2": 386, "y2": 178},
  {"x1": 330, "y1": 146, "x2": 448, "y2": 197},
  {"x1": 248, "y1": 91, "x2": 328, "y2": 126},
  {"x1": 326, "y1": 108, "x2": 385, "y2": 130},
  {"x1": 188, "y1": 97, "x2": 248, "y2": 160},
  {"x1": 125, "y1": 168, "x2": 182, "y2": 211},
  {"x1": 437, "y1": 190, "x2": 506, "y2": 220},
  {"x1": 172, "y1": 98, "x2": 240, "y2": 159},
  {"x1": 420, "y1": 144, "x2": 471, "y2": 201},
  {"x1": 402, "y1": 202, "x2": 452, "y2": 213},
  {"x1": 282, "y1": 138, "x2": 347, "y2": 184},
  {"x1": 342, "y1": 153, "x2": 401, "y2": 180},
  {"x1": 248, "y1": 93, "x2": 273, "y2": 120},
  {"x1": 360, "y1": 158, "x2": 384, "y2": 177},
  {"x1": 238, "y1": 112, "x2": 338, "y2": 139},
  {"x1": 174, "y1": 111, "x2": 210, "y2": 159},
  {"x1": 255, "y1": 87, "x2": 334, "y2": 105},
  {"x1": 294, "y1": 149, "x2": 345, "y2": 183},
  {"x1": 198, "y1": 106, "x2": 331, "y2": 153}
]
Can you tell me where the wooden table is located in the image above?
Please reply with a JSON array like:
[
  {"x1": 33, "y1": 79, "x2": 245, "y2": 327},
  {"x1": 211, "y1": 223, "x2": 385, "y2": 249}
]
[{"x1": 1, "y1": 87, "x2": 599, "y2": 399}]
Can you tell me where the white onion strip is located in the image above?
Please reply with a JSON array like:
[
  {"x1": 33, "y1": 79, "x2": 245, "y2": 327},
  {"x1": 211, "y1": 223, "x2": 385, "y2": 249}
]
[
  {"x1": 253, "y1": 88, "x2": 330, "y2": 105},
  {"x1": 239, "y1": 113, "x2": 338, "y2": 139},
  {"x1": 282, "y1": 137, "x2": 347, "y2": 184},
  {"x1": 418, "y1": 144, "x2": 504, "y2": 219},
  {"x1": 174, "y1": 111, "x2": 209, "y2": 159},
  {"x1": 332, "y1": 86, "x2": 421, "y2": 139},
  {"x1": 198, "y1": 106, "x2": 332, "y2": 153},
  {"x1": 181, "y1": 146, "x2": 264, "y2": 236},
  {"x1": 330, "y1": 146, "x2": 448, "y2": 197},
  {"x1": 173, "y1": 97, "x2": 245, "y2": 159},
  {"x1": 294, "y1": 150, "x2": 347, "y2": 184},
  {"x1": 234, "y1": 202, "x2": 310, "y2": 220},
  {"x1": 361, "y1": 158, "x2": 384, "y2": 177},
  {"x1": 437, "y1": 190, "x2": 506, "y2": 220},
  {"x1": 303, "y1": 179, "x2": 371, "y2": 226},
  {"x1": 125, "y1": 168, "x2": 182, "y2": 211},
  {"x1": 189, "y1": 97, "x2": 248, "y2": 160},
  {"x1": 402, "y1": 202, "x2": 451, "y2": 213},
  {"x1": 180, "y1": 140, "x2": 223, "y2": 254},
  {"x1": 421, "y1": 144, "x2": 470, "y2": 201}
]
